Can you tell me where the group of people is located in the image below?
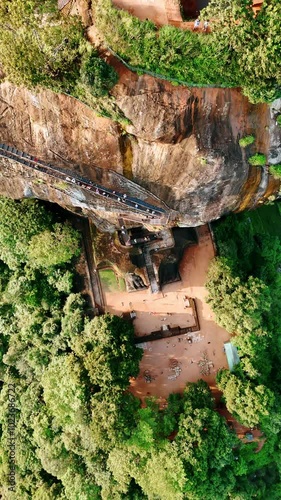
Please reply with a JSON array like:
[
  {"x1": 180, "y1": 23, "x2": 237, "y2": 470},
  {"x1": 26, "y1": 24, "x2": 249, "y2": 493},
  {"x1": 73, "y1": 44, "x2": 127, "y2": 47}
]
[{"x1": 193, "y1": 19, "x2": 209, "y2": 31}]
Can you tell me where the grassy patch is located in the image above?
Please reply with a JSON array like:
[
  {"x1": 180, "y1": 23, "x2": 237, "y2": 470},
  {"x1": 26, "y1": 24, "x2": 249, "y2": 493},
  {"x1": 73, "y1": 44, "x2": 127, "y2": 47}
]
[{"x1": 99, "y1": 268, "x2": 126, "y2": 293}]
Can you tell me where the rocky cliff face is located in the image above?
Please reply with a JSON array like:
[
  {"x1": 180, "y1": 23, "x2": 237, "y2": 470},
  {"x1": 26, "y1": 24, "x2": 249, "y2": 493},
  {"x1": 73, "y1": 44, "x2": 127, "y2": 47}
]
[
  {"x1": 112, "y1": 69, "x2": 281, "y2": 223},
  {"x1": 0, "y1": 57, "x2": 280, "y2": 229}
]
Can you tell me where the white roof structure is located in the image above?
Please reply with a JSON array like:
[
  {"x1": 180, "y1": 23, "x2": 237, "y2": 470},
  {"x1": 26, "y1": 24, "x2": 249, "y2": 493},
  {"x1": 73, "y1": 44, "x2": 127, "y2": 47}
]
[{"x1": 224, "y1": 342, "x2": 240, "y2": 372}]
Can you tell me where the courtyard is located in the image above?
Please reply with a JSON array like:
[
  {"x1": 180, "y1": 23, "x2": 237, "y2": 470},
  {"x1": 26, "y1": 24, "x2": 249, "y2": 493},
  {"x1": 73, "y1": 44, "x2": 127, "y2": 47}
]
[{"x1": 103, "y1": 225, "x2": 230, "y2": 404}]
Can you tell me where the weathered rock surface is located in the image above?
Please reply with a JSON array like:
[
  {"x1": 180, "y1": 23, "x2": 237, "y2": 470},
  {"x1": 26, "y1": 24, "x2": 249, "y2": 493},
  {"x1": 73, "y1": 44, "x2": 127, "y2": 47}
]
[
  {"x1": 0, "y1": 82, "x2": 123, "y2": 171},
  {"x1": 0, "y1": 63, "x2": 280, "y2": 228},
  {"x1": 59, "y1": 0, "x2": 93, "y2": 26},
  {"x1": 112, "y1": 70, "x2": 281, "y2": 222},
  {"x1": 112, "y1": 0, "x2": 183, "y2": 26}
]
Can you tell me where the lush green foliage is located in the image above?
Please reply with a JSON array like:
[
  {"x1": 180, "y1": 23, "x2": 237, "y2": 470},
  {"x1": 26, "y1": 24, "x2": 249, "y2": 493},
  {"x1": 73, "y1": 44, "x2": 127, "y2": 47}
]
[
  {"x1": 106, "y1": 382, "x2": 239, "y2": 500},
  {"x1": 207, "y1": 208, "x2": 281, "y2": 430},
  {"x1": 203, "y1": 0, "x2": 281, "y2": 102},
  {"x1": 0, "y1": 197, "x2": 52, "y2": 268},
  {"x1": 28, "y1": 223, "x2": 80, "y2": 267},
  {"x1": 0, "y1": 0, "x2": 118, "y2": 107},
  {"x1": 80, "y1": 50, "x2": 118, "y2": 97},
  {"x1": 269, "y1": 164, "x2": 281, "y2": 179},
  {"x1": 1, "y1": 197, "x2": 280, "y2": 497},
  {"x1": 94, "y1": 0, "x2": 281, "y2": 103},
  {"x1": 239, "y1": 135, "x2": 255, "y2": 147},
  {"x1": 206, "y1": 258, "x2": 271, "y2": 336},
  {"x1": 0, "y1": 0, "x2": 83, "y2": 91},
  {"x1": 217, "y1": 370, "x2": 274, "y2": 427},
  {"x1": 277, "y1": 115, "x2": 281, "y2": 126},
  {"x1": 248, "y1": 153, "x2": 267, "y2": 166},
  {"x1": 0, "y1": 197, "x2": 143, "y2": 498}
]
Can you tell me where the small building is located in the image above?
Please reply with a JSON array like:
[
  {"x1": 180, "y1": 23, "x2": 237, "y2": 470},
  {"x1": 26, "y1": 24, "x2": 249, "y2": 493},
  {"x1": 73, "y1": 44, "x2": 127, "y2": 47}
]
[{"x1": 224, "y1": 342, "x2": 240, "y2": 372}]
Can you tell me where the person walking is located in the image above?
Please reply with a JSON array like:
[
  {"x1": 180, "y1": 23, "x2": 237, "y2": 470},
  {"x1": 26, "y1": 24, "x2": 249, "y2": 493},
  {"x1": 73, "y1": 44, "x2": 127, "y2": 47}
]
[
  {"x1": 193, "y1": 18, "x2": 200, "y2": 31},
  {"x1": 203, "y1": 20, "x2": 209, "y2": 32}
]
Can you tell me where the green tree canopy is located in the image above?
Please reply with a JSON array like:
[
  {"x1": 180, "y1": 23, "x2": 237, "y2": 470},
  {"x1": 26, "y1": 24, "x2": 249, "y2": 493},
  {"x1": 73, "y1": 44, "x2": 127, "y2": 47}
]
[
  {"x1": 80, "y1": 50, "x2": 118, "y2": 97},
  {"x1": 28, "y1": 223, "x2": 80, "y2": 268},
  {"x1": 202, "y1": 0, "x2": 281, "y2": 102},
  {"x1": 41, "y1": 354, "x2": 88, "y2": 428},
  {"x1": 72, "y1": 314, "x2": 142, "y2": 390},
  {"x1": 0, "y1": 197, "x2": 52, "y2": 268},
  {"x1": 217, "y1": 369, "x2": 275, "y2": 427},
  {"x1": 0, "y1": 0, "x2": 84, "y2": 91},
  {"x1": 175, "y1": 381, "x2": 238, "y2": 498},
  {"x1": 0, "y1": 0, "x2": 119, "y2": 109},
  {"x1": 90, "y1": 390, "x2": 140, "y2": 451},
  {"x1": 94, "y1": 0, "x2": 281, "y2": 102},
  {"x1": 206, "y1": 257, "x2": 271, "y2": 335}
]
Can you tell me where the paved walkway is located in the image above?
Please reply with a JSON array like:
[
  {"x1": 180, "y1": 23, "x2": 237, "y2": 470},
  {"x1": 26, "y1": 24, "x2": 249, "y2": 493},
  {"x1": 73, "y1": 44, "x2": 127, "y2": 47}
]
[
  {"x1": 81, "y1": 219, "x2": 105, "y2": 312},
  {"x1": 0, "y1": 143, "x2": 168, "y2": 221},
  {"x1": 143, "y1": 247, "x2": 160, "y2": 294},
  {"x1": 73, "y1": 217, "x2": 104, "y2": 312}
]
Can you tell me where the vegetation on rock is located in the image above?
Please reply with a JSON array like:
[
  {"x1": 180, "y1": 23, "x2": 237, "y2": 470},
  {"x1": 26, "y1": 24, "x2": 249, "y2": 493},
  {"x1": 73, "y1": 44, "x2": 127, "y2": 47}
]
[
  {"x1": 0, "y1": 0, "x2": 118, "y2": 109},
  {"x1": 80, "y1": 49, "x2": 118, "y2": 97},
  {"x1": 0, "y1": 0, "x2": 83, "y2": 91},
  {"x1": 239, "y1": 135, "x2": 255, "y2": 148},
  {"x1": 248, "y1": 153, "x2": 267, "y2": 166},
  {"x1": 93, "y1": 0, "x2": 281, "y2": 103},
  {"x1": 269, "y1": 164, "x2": 281, "y2": 179}
]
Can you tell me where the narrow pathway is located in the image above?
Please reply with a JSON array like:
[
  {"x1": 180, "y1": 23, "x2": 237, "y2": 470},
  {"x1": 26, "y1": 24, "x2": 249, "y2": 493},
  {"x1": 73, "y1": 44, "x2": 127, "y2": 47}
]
[
  {"x1": 80, "y1": 218, "x2": 105, "y2": 312},
  {"x1": 0, "y1": 143, "x2": 167, "y2": 220},
  {"x1": 143, "y1": 247, "x2": 159, "y2": 294}
]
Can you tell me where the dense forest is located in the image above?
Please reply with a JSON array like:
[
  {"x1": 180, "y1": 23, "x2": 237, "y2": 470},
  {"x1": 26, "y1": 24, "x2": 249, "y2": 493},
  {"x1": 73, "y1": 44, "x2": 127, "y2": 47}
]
[
  {"x1": 0, "y1": 197, "x2": 281, "y2": 498},
  {"x1": 206, "y1": 205, "x2": 281, "y2": 497}
]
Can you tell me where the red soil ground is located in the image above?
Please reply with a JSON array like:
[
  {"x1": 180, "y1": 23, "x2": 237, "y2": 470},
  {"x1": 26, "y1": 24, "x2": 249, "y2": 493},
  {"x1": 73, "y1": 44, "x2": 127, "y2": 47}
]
[
  {"x1": 113, "y1": 0, "x2": 208, "y2": 30},
  {"x1": 112, "y1": 0, "x2": 263, "y2": 29},
  {"x1": 103, "y1": 225, "x2": 231, "y2": 405},
  {"x1": 113, "y1": 0, "x2": 180, "y2": 26}
]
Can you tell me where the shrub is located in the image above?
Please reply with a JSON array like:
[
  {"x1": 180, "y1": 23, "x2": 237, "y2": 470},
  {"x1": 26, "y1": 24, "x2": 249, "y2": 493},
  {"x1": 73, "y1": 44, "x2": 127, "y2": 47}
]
[
  {"x1": 248, "y1": 154, "x2": 267, "y2": 166},
  {"x1": 277, "y1": 115, "x2": 281, "y2": 127},
  {"x1": 28, "y1": 224, "x2": 80, "y2": 267},
  {"x1": 269, "y1": 164, "x2": 281, "y2": 179},
  {"x1": 239, "y1": 135, "x2": 255, "y2": 148},
  {"x1": 80, "y1": 50, "x2": 118, "y2": 97},
  {"x1": 93, "y1": 0, "x2": 281, "y2": 103}
]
